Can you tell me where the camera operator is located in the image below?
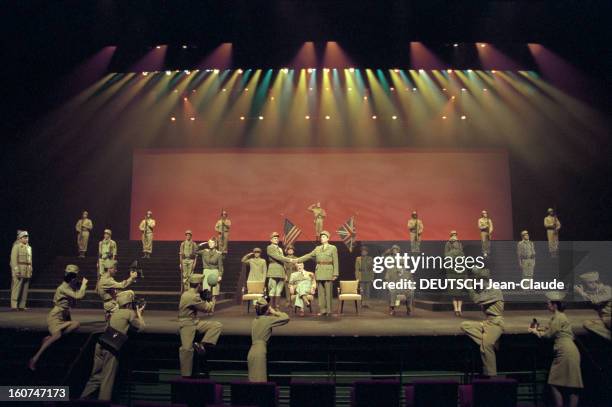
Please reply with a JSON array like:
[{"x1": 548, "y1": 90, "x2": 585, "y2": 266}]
[
  {"x1": 96, "y1": 260, "x2": 137, "y2": 321},
  {"x1": 178, "y1": 274, "x2": 223, "y2": 377}
]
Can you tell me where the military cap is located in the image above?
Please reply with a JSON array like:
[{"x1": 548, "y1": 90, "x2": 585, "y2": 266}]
[
  {"x1": 104, "y1": 229, "x2": 112, "y2": 236},
  {"x1": 207, "y1": 273, "x2": 219, "y2": 287},
  {"x1": 547, "y1": 208, "x2": 554, "y2": 213},
  {"x1": 189, "y1": 274, "x2": 204, "y2": 284},
  {"x1": 116, "y1": 290, "x2": 135, "y2": 306},
  {"x1": 472, "y1": 267, "x2": 491, "y2": 279},
  {"x1": 579, "y1": 271, "x2": 599, "y2": 283},
  {"x1": 65, "y1": 264, "x2": 80, "y2": 274},
  {"x1": 270, "y1": 232, "x2": 280, "y2": 239},
  {"x1": 320, "y1": 230, "x2": 331, "y2": 238},
  {"x1": 255, "y1": 297, "x2": 269, "y2": 308},
  {"x1": 253, "y1": 247, "x2": 262, "y2": 253},
  {"x1": 185, "y1": 230, "x2": 193, "y2": 235},
  {"x1": 545, "y1": 291, "x2": 566, "y2": 301},
  {"x1": 284, "y1": 244, "x2": 294, "y2": 251},
  {"x1": 449, "y1": 230, "x2": 457, "y2": 236},
  {"x1": 521, "y1": 230, "x2": 529, "y2": 236},
  {"x1": 17, "y1": 230, "x2": 29, "y2": 239},
  {"x1": 391, "y1": 244, "x2": 401, "y2": 251},
  {"x1": 411, "y1": 211, "x2": 418, "y2": 216}
]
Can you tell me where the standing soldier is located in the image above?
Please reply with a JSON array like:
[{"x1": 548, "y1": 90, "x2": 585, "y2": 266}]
[
  {"x1": 574, "y1": 271, "x2": 611, "y2": 341},
  {"x1": 544, "y1": 208, "x2": 561, "y2": 258},
  {"x1": 242, "y1": 247, "x2": 267, "y2": 283},
  {"x1": 81, "y1": 290, "x2": 145, "y2": 401},
  {"x1": 215, "y1": 210, "x2": 231, "y2": 255},
  {"x1": 478, "y1": 210, "x2": 494, "y2": 256},
  {"x1": 295, "y1": 230, "x2": 339, "y2": 317},
  {"x1": 10, "y1": 230, "x2": 32, "y2": 311},
  {"x1": 178, "y1": 274, "x2": 223, "y2": 377},
  {"x1": 307, "y1": 202, "x2": 326, "y2": 241},
  {"x1": 283, "y1": 245, "x2": 298, "y2": 307},
  {"x1": 198, "y1": 238, "x2": 223, "y2": 309},
  {"x1": 179, "y1": 230, "x2": 199, "y2": 292},
  {"x1": 461, "y1": 267, "x2": 505, "y2": 377},
  {"x1": 247, "y1": 298, "x2": 290, "y2": 382},
  {"x1": 96, "y1": 261, "x2": 137, "y2": 320},
  {"x1": 355, "y1": 245, "x2": 374, "y2": 308},
  {"x1": 384, "y1": 245, "x2": 414, "y2": 316},
  {"x1": 517, "y1": 230, "x2": 536, "y2": 281},
  {"x1": 407, "y1": 211, "x2": 424, "y2": 253},
  {"x1": 139, "y1": 210, "x2": 156, "y2": 258},
  {"x1": 76, "y1": 211, "x2": 93, "y2": 258},
  {"x1": 444, "y1": 231, "x2": 465, "y2": 317},
  {"x1": 28, "y1": 265, "x2": 88, "y2": 371},
  {"x1": 289, "y1": 262, "x2": 317, "y2": 316},
  {"x1": 98, "y1": 229, "x2": 117, "y2": 276},
  {"x1": 266, "y1": 232, "x2": 292, "y2": 309}
]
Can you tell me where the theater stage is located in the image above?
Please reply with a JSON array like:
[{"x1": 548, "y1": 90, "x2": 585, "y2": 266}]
[{"x1": 0, "y1": 302, "x2": 597, "y2": 337}]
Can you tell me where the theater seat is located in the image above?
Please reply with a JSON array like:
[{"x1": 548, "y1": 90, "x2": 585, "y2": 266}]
[
  {"x1": 405, "y1": 379, "x2": 459, "y2": 407},
  {"x1": 459, "y1": 378, "x2": 517, "y2": 407},
  {"x1": 290, "y1": 379, "x2": 335, "y2": 407},
  {"x1": 169, "y1": 377, "x2": 222, "y2": 407},
  {"x1": 351, "y1": 379, "x2": 400, "y2": 407},
  {"x1": 230, "y1": 381, "x2": 279, "y2": 407}
]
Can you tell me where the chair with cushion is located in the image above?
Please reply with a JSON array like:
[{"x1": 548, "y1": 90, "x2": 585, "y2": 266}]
[
  {"x1": 351, "y1": 379, "x2": 400, "y2": 407},
  {"x1": 337, "y1": 280, "x2": 362, "y2": 314},
  {"x1": 405, "y1": 379, "x2": 459, "y2": 407},
  {"x1": 169, "y1": 377, "x2": 222, "y2": 407},
  {"x1": 290, "y1": 379, "x2": 335, "y2": 407},
  {"x1": 230, "y1": 381, "x2": 279, "y2": 407},
  {"x1": 459, "y1": 378, "x2": 517, "y2": 407},
  {"x1": 242, "y1": 281, "x2": 266, "y2": 313}
]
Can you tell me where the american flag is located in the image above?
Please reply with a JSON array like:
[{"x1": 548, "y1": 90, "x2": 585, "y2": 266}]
[
  {"x1": 337, "y1": 216, "x2": 357, "y2": 252},
  {"x1": 283, "y1": 218, "x2": 302, "y2": 247}
]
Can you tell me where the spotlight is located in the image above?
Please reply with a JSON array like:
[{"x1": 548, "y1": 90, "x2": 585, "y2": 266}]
[
  {"x1": 412, "y1": 88, "x2": 417, "y2": 92},
  {"x1": 142, "y1": 72, "x2": 148, "y2": 76},
  {"x1": 165, "y1": 70, "x2": 172, "y2": 76},
  {"x1": 183, "y1": 97, "x2": 188, "y2": 101},
  {"x1": 372, "y1": 115, "x2": 377, "y2": 120},
  {"x1": 325, "y1": 115, "x2": 330, "y2": 120},
  {"x1": 190, "y1": 117, "x2": 195, "y2": 121},
  {"x1": 461, "y1": 88, "x2": 466, "y2": 92},
  {"x1": 238, "y1": 69, "x2": 243, "y2": 74},
  {"x1": 240, "y1": 116, "x2": 245, "y2": 120},
  {"x1": 182, "y1": 45, "x2": 188, "y2": 49},
  {"x1": 184, "y1": 70, "x2": 191, "y2": 75},
  {"x1": 419, "y1": 69, "x2": 424, "y2": 73},
  {"x1": 447, "y1": 69, "x2": 453, "y2": 73},
  {"x1": 308, "y1": 68, "x2": 314, "y2": 73},
  {"x1": 258, "y1": 116, "x2": 264, "y2": 120},
  {"x1": 442, "y1": 115, "x2": 447, "y2": 120},
  {"x1": 309, "y1": 87, "x2": 313, "y2": 91},
  {"x1": 467, "y1": 69, "x2": 473, "y2": 73},
  {"x1": 363, "y1": 96, "x2": 368, "y2": 100},
  {"x1": 453, "y1": 43, "x2": 459, "y2": 47},
  {"x1": 270, "y1": 96, "x2": 275, "y2": 100},
  {"x1": 483, "y1": 88, "x2": 488, "y2": 92},
  {"x1": 442, "y1": 88, "x2": 447, "y2": 91},
  {"x1": 324, "y1": 68, "x2": 330, "y2": 73},
  {"x1": 451, "y1": 96, "x2": 456, "y2": 100},
  {"x1": 390, "y1": 87, "x2": 395, "y2": 91},
  {"x1": 461, "y1": 115, "x2": 467, "y2": 120},
  {"x1": 491, "y1": 70, "x2": 496, "y2": 74},
  {"x1": 349, "y1": 67, "x2": 355, "y2": 72},
  {"x1": 394, "y1": 69, "x2": 400, "y2": 73},
  {"x1": 213, "y1": 69, "x2": 220, "y2": 73},
  {"x1": 305, "y1": 115, "x2": 310, "y2": 120},
  {"x1": 282, "y1": 68, "x2": 289, "y2": 73},
  {"x1": 170, "y1": 117, "x2": 176, "y2": 121},
  {"x1": 325, "y1": 87, "x2": 330, "y2": 91},
  {"x1": 245, "y1": 88, "x2": 249, "y2": 91},
  {"x1": 392, "y1": 115, "x2": 397, "y2": 120},
  {"x1": 156, "y1": 45, "x2": 161, "y2": 49},
  {"x1": 173, "y1": 89, "x2": 178, "y2": 93},
  {"x1": 222, "y1": 88, "x2": 226, "y2": 92},
  {"x1": 480, "y1": 43, "x2": 486, "y2": 48}
]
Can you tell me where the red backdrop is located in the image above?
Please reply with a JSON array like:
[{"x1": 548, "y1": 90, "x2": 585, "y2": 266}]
[{"x1": 130, "y1": 149, "x2": 513, "y2": 241}]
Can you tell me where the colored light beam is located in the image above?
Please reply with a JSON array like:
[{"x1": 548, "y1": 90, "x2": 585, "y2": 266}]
[
  {"x1": 198, "y1": 43, "x2": 233, "y2": 70},
  {"x1": 410, "y1": 42, "x2": 445, "y2": 70},
  {"x1": 130, "y1": 45, "x2": 168, "y2": 72}
]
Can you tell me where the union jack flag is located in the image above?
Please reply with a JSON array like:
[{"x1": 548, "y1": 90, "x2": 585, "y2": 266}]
[
  {"x1": 283, "y1": 218, "x2": 302, "y2": 247},
  {"x1": 337, "y1": 216, "x2": 357, "y2": 252}
]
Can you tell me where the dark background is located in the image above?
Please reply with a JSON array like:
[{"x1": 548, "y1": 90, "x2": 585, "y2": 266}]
[{"x1": 1, "y1": 1, "x2": 611, "y2": 283}]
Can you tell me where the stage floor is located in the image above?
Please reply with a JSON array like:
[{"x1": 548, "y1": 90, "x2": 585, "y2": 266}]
[{"x1": 0, "y1": 301, "x2": 597, "y2": 337}]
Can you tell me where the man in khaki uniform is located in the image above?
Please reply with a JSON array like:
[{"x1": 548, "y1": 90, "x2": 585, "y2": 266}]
[
  {"x1": 355, "y1": 245, "x2": 374, "y2": 307},
  {"x1": 96, "y1": 261, "x2": 137, "y2": 320},
  {"x1": 266, "y1": 232, "x2": 292, "y2": 309},
  {"x1": 407, "y1": 211, "x2": 424, "y2": 253},
  {"x1": 517, "y1": 230, "x2": 536, "y2": 280},
  {"x1": 574, "y1": 271, "x2": 611, "y2": 341},
  {"x1": 544, "y1": 208, "x2": 561, "y2": 257},
  {"x1": 81, "y1": 290, "x2": 145, "y2": 401},
  {"x1": 178, "y1": 274, "x2": 223, "y2": 377},
  {"x1": 289, "y1": 262, "x2": 316, "y2": 316},
  {"x1": 10, "y1": 230, "x2": 33, "y2": 310},
  {"x1": 242, "y1": 247, "x2": 267, "y2": 282},
  {"x1": 283, "y1": 245, "x2": 298, "y2": 307},
  {"x1": 179, "y1": 230, "x2": 199, "y2": 292},
  {"x1": 307, "y1": 202, "x2": 326, "y2": 240},
  {"x1": 76, "y1": 211, "x2": 93, "y2": 258},
  {"x1": 296, "y1": 230, "x2": 339, "y2": 316},
  {"x1": 478, "y1": 210, "x2": 494, "y2": 256},
  {"x1": 461, "y1": 267, "x2": 505, "y2": 377},
  {"x1": 139, "y1": 210, "x2": 156, "y2": 258},
  {"x1": 98, "y1": 229, "x2": 117, "y2": 275},
  {"x1": 215, "y1": 210, "x2": 231, "y2": 255}
]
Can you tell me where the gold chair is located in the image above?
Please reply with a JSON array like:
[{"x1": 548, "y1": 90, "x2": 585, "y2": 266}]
[
  {"x1": 337, "y1": 280, "x2": 362, "y2": 314},
  {"x1": 241, "y1": 280, "x2": 265, "y2": 313}
]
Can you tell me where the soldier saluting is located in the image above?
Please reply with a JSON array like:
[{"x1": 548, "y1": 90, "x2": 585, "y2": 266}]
[{"x1": 307, "y1": 202, "x2": 326, "y2": 241}]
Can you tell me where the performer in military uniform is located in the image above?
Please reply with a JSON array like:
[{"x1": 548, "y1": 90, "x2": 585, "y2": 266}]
[
  {"x1": 247, "y1": 298, "x2": 290, "y2": 382},
  {"x1": 407, "y1": 211, "x2": 424, "y2": 253},
  {"x1": 574, "y1": 271, "x2": 611, "y2": 341},
  {"x1": 478, "y1": 210, "x2": 494, "y2": 256},
  {"x1": 242, "y1": 247, "x2": 267, "y2": 282},
  {"x1": 179, "y1": 230, "x2": 199, "y2": 292},
  {"x1": 266, "y1": 232, "x2": 291, "y2": 309},
  {"x1": 307, "y1": 202, "x2": 327, "y2": 240},
  {"x1": 529, "y1": 292, "x2": 583, "y2": 407},
  {"x1": 139, "y1": 210, "x2": 156, "y2": 258},
  {"x1": 289, "y1": 262, "x2": 317, "y2": 316},
  {"x1": 461, "y1": 267, "x2": 504, "y2": 377},
  {"x1": 355, "y1": 245, "x2": 374, "y2": 307},
  {"x1": 10, "y1": 230, "x2": 32, "y2": 311},
  {"x1": 98, "y1": 229, "x2": 117, "y2": 276},
  {"x1": 544, "y1": 208, "x2": 561, "y2": 258},
  {"x1": 28, "y1": 264, "x2": 88, "y2": 371},
  {"x1": 81, "y1": 290, "x2": 145, "y2": 401},
  {"x1": 384, "y1": 245, "x2": 414, "y2": 316},
  {"x1": 198, "y1": 238, "x2": 223, "y2": 308},
  {"x1": 295, "y1": 230, "x2": 339, "y2": 316},
  {"x1": 178, "y1": 274, "x2": 223, "y2": 377},
  {"x1": 444, "y1": 231, "x2": 465, "y2": 317},
  {"x1": 76, "y1": 211, "x2": 93, "y2": 258},
  {"x1": 283, "y1": 245, "x2": 298, "y2": 307},
  {"x1": 215, "y1": 210, "x2": 231, "y2": 255},
  {"x1": 517, "y1": 230, "x2": 536, "y2": 280},
  {"x1": 96, "y1": 260, "x2": 138, "y2": 320}
]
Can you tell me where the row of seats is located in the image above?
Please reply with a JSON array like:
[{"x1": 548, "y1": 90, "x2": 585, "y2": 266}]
[{"x1": 61, "y1": 376, "x2": 526, "y2": 407}]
